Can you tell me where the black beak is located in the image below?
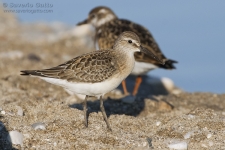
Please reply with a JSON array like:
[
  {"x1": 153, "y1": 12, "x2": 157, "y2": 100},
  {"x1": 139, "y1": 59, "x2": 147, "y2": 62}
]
[
  {"x1": 140, "y1": 45, "x2": 165, "y2": 65},
  {"x1": 77, "y1": 19, "x2": 88, "y2": 26}
]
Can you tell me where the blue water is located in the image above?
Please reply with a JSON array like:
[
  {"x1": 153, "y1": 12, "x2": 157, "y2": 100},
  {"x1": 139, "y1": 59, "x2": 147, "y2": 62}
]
[{"x1": 2, "y1": 0, "x2": 225, "y2": 93}]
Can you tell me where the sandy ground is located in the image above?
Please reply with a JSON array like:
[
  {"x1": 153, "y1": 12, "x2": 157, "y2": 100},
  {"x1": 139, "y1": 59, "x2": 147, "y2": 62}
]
[{"x1": 0, "y1": 9, "x2": 225, "y2": 150}]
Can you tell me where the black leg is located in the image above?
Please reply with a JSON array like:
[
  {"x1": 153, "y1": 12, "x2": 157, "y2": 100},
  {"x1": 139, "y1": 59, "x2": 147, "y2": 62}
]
[
  {"x1": 100, "y1": 95, "x2": 112, "y2": 131},
  {"x1": 83, "y1": 95, "x2": 88, "y2": 127}
]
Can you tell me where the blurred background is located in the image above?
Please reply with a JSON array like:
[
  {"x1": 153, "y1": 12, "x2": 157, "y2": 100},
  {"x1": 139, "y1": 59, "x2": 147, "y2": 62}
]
[{"x1": 1, "y1": 0, "x2": 225, "y2": 93}]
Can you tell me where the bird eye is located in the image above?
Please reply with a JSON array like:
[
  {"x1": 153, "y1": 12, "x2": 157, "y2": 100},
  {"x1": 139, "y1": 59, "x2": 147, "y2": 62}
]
[
  {"x1": 91, "y1": 14, "x2": 95, "y2": 18},
  {"x1": 128, "y1": 40, "x2": 132, "y2": 44}
]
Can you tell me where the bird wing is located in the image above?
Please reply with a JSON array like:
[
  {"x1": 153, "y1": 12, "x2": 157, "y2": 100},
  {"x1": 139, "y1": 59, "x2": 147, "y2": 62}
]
[{"x1": 21, "y1": 50, "x2": 119, "y2": 83}]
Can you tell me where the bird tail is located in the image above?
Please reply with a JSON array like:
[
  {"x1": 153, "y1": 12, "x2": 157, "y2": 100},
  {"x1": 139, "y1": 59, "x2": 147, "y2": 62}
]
[
  {"x1": 159, "y1": 59, "x2": 178, "y2": 69},
  {"x1": 20, "y1": 70, "x2": 44, "y2": 77}
]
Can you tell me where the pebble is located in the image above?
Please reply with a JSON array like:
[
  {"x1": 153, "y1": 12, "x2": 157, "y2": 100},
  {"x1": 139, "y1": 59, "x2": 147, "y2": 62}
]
[
  {"x1": 184, "y1": 131, "x2": 194, "y2": 139},
  {"x1": 161, "y1": 77, "x2": 175, "y2": 92},
  {"x1": 1, "y1": 110, "x2": 6, "y2": 115},
  {"x1": 7, "y1": 130, "x2": 23, "y2": 146},
  {"x1": 27, "y1": 53, "x2": 41, "y2": 61},
  {"x1": 31, "y1": 122, "x2": 46, "y2": 130},
  {"x1": 168, "y1": 141, "x2": 188, "y2": 150},
  {"x1": 122, "y1": 95, "x2": 136, "y2": 104},
  {"x1": 201, "y1": 143, "x2": 208, "y2": 148},
  {"x1": 146, "y1": 137, "x2": 153, "y2": 148},
  {"x1": 207, "y1": 133, "x2": 212, "y2": 139},
  {"x1": 187, "y1": 114, "x2": 195, "y2": 119},
  {"x1": 142, "y1": 141, "x2": 148, "y2": 147},
  {"x1": 156, "y1": 121, "x2": 161, "y2": 126},
  {"x1": 17, "y1": 106, "x2": 23, "y2": 116},
  {"x1": 208, "y1": 141, "x2": 213, "y2": 146}
]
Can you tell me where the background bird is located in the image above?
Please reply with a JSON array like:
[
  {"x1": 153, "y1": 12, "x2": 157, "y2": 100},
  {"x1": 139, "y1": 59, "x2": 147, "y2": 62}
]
[
  {"x1": 77, "y1": 6, "x2": 177, "y2": 97},
  {"x1": 21, "y1": 31, "x2": 163, "y2": 131}
]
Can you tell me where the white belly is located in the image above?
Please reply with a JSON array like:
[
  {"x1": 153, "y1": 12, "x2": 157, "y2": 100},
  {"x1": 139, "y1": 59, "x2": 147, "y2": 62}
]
[
  {"x1": 40, "y1": 76, "x2": 123, "y2": 97},
  {"x1": 131, "y1": 61, "x2": 158, "y2": 76}
]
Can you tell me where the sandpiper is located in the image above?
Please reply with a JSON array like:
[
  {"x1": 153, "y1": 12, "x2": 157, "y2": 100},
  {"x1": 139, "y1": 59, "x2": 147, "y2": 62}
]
[
  {"x1": 21, "y1": 31, "x2": 164, "y2": 131},
  {"x1": 77, "y1": 6, "x2": 177, "y2": 96}
]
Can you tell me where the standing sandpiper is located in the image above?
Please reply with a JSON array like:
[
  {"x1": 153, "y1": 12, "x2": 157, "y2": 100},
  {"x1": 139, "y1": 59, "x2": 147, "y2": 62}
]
[
  {"x1": 77, "y1": 6, "x2": 177, "y2": 96},
  {"x1": 21, "y1": 31, "x2": 164, "y2": 131}
]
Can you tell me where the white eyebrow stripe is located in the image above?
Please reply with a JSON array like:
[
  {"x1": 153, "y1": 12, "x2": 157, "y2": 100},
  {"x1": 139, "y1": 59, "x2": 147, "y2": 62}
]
[
  {"x1": 124, "y1": 38, "x2": 131, "y2": 41},
  {"x1": 124, "y1": 38, "x2": 135, "y2": 42},
  {"x1": 99, "y1": 9, "x2": 107, "y2": 13},
  {"x1": 97, "y1": 14, "x2": 115, "y2": 27}
]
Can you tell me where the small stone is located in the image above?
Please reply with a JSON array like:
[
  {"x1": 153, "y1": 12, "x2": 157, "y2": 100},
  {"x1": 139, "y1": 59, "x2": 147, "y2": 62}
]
[
  {"x1": 31, "y1": 122, "x2": 46, "y2": 130},
  {"x1": 168, "y1": 141, "x2": 187, "y2": 150},
  {"x1": 207, "y1": 133, "x2": 212, "y2": 139},
  {"x1": 184, "y1": 131, "x2": 194, "y2": 139},
  {"x1": 7, "y1": 130, "x2": 23, "y2": 146},
  {"x1": 156, "y1": 121, "x2": 161, "y2": 126},
  {"x1": 208, "y1": 141, "x2": 213, "y2": 146},
  {"x1": 1, "y1": 110, "x2": 6, "y2": 115},
  {"x1": 122, "y1": 95, "x2": 136, "y2": 104},
  {"x1": 201, "y1": 143, "x2": 208, "y2": 148},
  {"x1": 161, "y1": 77, "x2": 175, "y2": 92},
  {"x1": 27, "y1": 53, "x2": 41, "y2": 61},
  {"x1": 146, "y1": 137, "x2": 153, "y2": 148},
  {"x1": 17, "y1": 106, "x2": 23, "y2": 116},
  {"x1": 142, "y1": 141, "x2": 148, "y2": 147},
  {"x1": 187, "y1": 114, "x2": 195, "y2": 119}
]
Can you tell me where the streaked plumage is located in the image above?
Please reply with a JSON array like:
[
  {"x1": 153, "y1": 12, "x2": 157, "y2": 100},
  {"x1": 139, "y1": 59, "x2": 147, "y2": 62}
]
[
  {"x1": 22, "y1": 50, "x2": 118, "y2": 83},
  {"x1": 21, "y1": 31, "x2": 163, "y2": 130}
]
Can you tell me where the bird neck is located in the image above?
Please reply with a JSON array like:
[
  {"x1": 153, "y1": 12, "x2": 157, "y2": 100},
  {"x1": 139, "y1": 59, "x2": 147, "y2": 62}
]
[{"x1": 113, "y1": 48, "x2": 136, "y2": 75}]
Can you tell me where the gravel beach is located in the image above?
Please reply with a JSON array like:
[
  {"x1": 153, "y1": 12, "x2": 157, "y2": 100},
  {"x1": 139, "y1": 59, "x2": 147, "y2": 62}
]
[{"x1": 0, "y1": 10, "x2": 225, "y2": 150}]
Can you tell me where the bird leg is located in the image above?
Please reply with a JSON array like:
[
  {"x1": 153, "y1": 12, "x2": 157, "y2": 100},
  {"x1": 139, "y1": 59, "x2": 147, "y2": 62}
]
[
  {"x1": 122, "y1": 80, "x2": 129, "y2": 96},
  {"x1": 83, "y1": 95, "x2": 88, "y2": 127},
  {"x1": 100, "y1": 95, "x2": 112, "y2": 131},
  {"x1": 132, "y1": 76, "x2": 142, "y2": 96}
]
